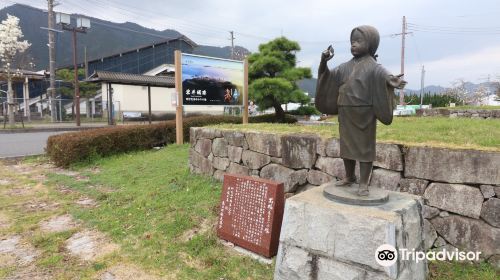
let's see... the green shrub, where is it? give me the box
[249,113,297,123]
[46,114,295,167]
[290,105,320,116]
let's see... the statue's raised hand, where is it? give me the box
[321,45,334,62]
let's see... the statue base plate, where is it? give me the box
[323,183,389,206]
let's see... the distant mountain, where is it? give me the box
[300,78,498,98]
[0,4,249,70]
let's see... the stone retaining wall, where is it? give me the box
[189,127,500,267]
[416,108,500,119]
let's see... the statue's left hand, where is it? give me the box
[388,74,407,89]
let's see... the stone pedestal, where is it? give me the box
[275,184,427,280]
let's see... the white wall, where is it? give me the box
[100,83,224,116]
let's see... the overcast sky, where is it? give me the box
[2,0,500,89]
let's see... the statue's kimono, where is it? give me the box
[315,26,395,162]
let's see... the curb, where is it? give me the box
[0,126,107,134]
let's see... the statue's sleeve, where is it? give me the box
[372,66,395,125]
[315,63,339,115]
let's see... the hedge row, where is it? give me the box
[46,114,297,167]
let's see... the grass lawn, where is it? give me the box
[45,145,274,279]
[435,105,500,110]
[1,144,497,279]
[210,116,500,151]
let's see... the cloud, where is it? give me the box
[402,45,500,88]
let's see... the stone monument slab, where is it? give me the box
[217,174,285,258]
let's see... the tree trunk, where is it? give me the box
[7,74,15,127]
[273,99,285,122]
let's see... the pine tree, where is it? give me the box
[248,37,311,120]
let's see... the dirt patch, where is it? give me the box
[3,265,52,280]
[21,200,60,212]
[5,182,47,197]
[0,179,12,186]
[178,252,207,270]
[75,175,90,182]
[8,164,35,175]
[65,230,118,261]
[179,219,214,242]
[76,197,97,207]
[5,187,32,196]
[51,169,80,177]
[99,264,170,280]
[87,167,101,174]
[0,235,39,266]
[39,215,78,233]
[0,212,10,229]
[30,174,47,182]
[56,185,75,195]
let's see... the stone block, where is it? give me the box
[189,149,214,176]
[212,157,230,171]
[296,184,318,194]
[276,185,425,279]
[281,134,318,169]
[189,127,199,147]
[212,138,228,157]
[274,244,311,280]
[227,145,243,163]
[423,219,437,251]
[480,198,500,228]
[422,205,440,219]
[375,143,403,171]
[424,183,483,218]
[270,157,283,164]
[370,169,402,191]
[325,138,340,158]
[405,147,500,185]
[197,128,222,139]
[245,132,281,157]
[194,139,212,157]
[222,130,247,147]
[431,214,500,258]
[289,169,308,192]
[260,164,306,193]
[317,257,367,280]
[399,178,429,195]
[307,170,334,186]
[433,236,447,248]
[213,170,225,182]
[316,138,327,157]
[315,157,345,178]
[226,162,249,176]
[241,150,271,170]
[480,185,496,198]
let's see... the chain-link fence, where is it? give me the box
[0,96,105,123]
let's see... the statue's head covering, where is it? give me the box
[350,25,380,59]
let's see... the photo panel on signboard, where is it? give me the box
[181,54,244,106]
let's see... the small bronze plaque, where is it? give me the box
[217,174,285,258]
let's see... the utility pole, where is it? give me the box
[47,0,57,122]
[229,31,235,60]
[420,65,425,108]
[57,13,90,127]
[393,16,412,106]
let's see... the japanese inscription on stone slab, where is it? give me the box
[217,174,285,258]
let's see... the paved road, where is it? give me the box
[0,131,70,158]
